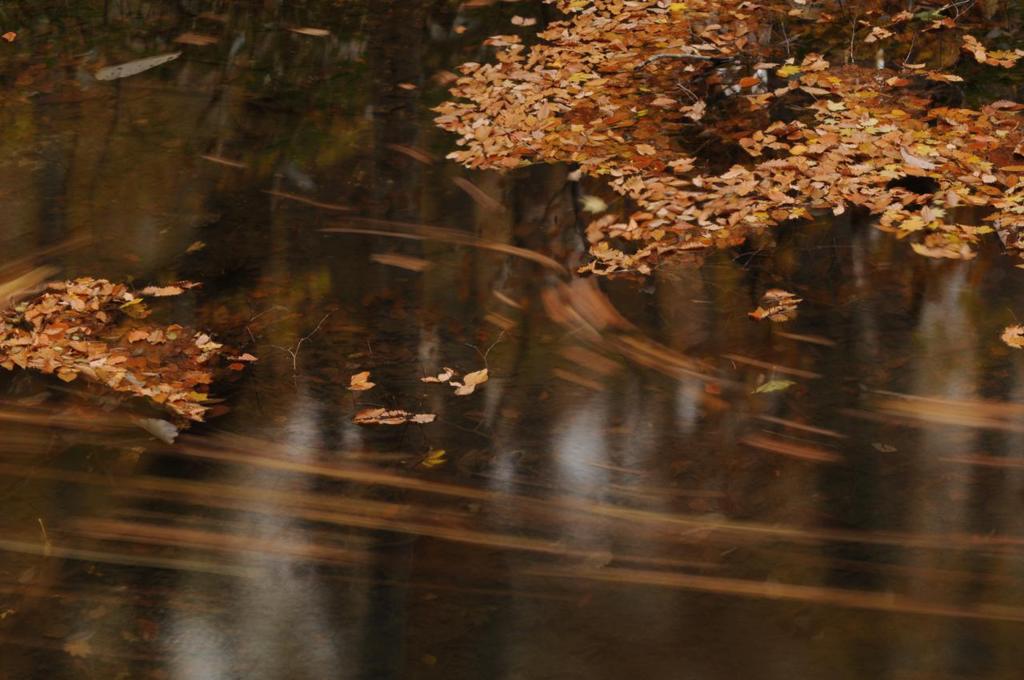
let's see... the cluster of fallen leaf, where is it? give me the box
[436,0,1024,275]
[347,366,489,425]
[0,278,246,422]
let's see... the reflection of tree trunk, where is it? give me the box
[32,113,74,248]
[356,3,435,676]
[365,0,429,222]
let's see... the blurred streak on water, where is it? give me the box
[1,1,1024,679]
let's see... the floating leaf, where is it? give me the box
[354,408,435,425]
[419,449,447,468]
[451,368,489,396]
[1002,325,1024,349]
[749,289,801,322]
[753,379,795,394]
[174,32,219,46]
[580,195,608,214]
[135,418,180,444]
[421,368,455,383]
[95,52,181,81]
[289,27,330,37]
[348,371,376,391]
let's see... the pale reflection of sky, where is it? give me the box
[168,382,349,680]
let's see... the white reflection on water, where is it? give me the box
[167,382,351,680]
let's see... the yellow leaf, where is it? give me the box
[419,449,447,469]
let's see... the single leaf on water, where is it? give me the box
[354,408,435,425]
[95,52,182,81]
[753,379,796,394]
[463,368,489,386]
[421,368,455,383]
[1002,325,1024,349]
[749,289,801,322]
[174,32,219,46]
[451,368,489,396]
[419,449,447,469]
[348,371,376,391]
[140,285,184,297]
[289,27,331,37]
[580,195,608,214]
[135,418,180,444]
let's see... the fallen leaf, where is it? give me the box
[140,285,184,297]
[421,368,455,383]
[2,32,15,43]
[135,418,179,444]
[348,371,376,391]
[229,353,258,362]
[753,379,795,394]
[749,289,801,322]
[174,32,219,46]
[900,146,938,171]
[370,253,433,272]
[451,368,488,396]
[580,195,608,213]
[95,52,181,81]
[419,449,447,468]
[289,27,330,37]
[354,408,435,425]
[1001,325,1024,349]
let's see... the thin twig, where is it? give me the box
[271,313,331,374]
[465,330,507,369]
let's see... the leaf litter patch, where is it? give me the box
[436,0,1024,276]
[0,278,247,423]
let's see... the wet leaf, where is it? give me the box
[229,353,258,362]
[1001,325,1024,349]
[421,368,455,383]
[753,379,796,394]
[451,368,488,396]
[749,290,801,322]
[95,52,181,81]
[419,449,447,469]
[348,371,376,391]
[174,32,219,46]
[135,418,179,444]
[354,408,436,425]
[140,285,185,297]
[289,27,330,37]
[580,195,608,214]
[900,146,938,171]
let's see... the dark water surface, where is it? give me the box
[2,2,1024,679]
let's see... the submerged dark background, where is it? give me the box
[1,1,1024,678]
